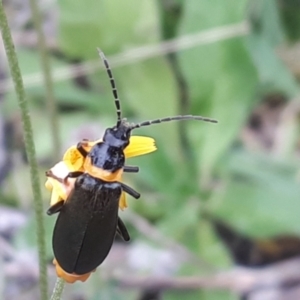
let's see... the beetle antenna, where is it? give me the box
[98,48,122,127]
[130,115,218,130]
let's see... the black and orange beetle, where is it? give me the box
[46,49,217,283]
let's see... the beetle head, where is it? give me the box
[103,119,131,149]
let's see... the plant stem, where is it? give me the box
[50,278,65,300]
[29,0,61,162]
[158,0,197,177]
[0,2,48,299]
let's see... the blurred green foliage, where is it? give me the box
[3,0,300,299]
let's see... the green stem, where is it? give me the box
[29,0,61,162]
[158,0,197,176]
[50,278,65,300]
[0,2,48,300]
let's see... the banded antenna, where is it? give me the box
[130,115,218,130]
[98,49,122,127]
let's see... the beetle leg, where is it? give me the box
[120,182,140,199]
[45,170,64,183]
[123,165,139,173]
[47,200,65,215]
[117,217,130,242]
[77,140,89,157]
[67,171,84,178]
[117,217,130,241]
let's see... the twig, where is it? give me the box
[115,257,300,294]
[0,3,48,300]
[0,21,250,93]
[29,0,61,161]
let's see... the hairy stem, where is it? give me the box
[0,2,48,299]
[50,278,65,300]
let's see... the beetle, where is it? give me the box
[46,49,217,283]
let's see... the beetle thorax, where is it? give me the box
[88,143,125,172]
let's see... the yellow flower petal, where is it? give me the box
[124,136,157,158]
[119,192,127,210]
[49,186,63,206]
[62,139,102,171]
[62,146,85,171]
[62,136,156,172]
[47,136,155,209]
[45,180,53,191]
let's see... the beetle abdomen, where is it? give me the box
[53,175,122,274]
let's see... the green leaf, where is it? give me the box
[115,58,182,160]
[31,111,93,159]
[247,0,298,95]
[196,219,232,268]
[246,34,299,96]
[279,0,300,42]
[212,149,300,236]
[4,49,106,114]
[178,0,258,181]
[58,0,159,59]
[249,0,284,45]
